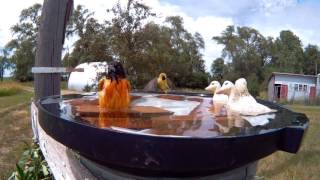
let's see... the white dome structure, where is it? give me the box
[68,62,107,92]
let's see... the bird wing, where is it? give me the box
[234,102,275,116]
[143,78,158,92]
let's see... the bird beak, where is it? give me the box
[205,85,215,92]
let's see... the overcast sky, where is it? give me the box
[1,0,320,75]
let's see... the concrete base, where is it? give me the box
[80,156,257,180]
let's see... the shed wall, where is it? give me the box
[274,75,316,101]
[268,76,275,101]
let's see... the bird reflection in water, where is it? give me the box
[68,93,251,137]
[98,109,130,128]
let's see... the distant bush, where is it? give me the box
[176,72,209,89]
[83,84,95,92]
[0,83,22,97]
[257,91,268,100]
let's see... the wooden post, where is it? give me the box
[34,0,72,101]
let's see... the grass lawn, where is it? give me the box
[0,82,33,179]
[0,80,319,179]
[21,80,68,90]
[257,104,320,180]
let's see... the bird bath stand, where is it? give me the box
[31,92,308,180]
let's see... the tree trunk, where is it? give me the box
[34,0,72,101]
[0,65,3,81]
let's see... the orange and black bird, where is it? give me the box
[98,61,131,109]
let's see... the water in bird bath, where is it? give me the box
[39,92,302,138]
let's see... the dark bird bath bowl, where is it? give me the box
[37,92,309,177]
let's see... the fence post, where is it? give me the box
[34,0,72,101]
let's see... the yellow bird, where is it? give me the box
[157,73,170,93]
[98,61,131,109]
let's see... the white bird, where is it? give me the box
[216,79,276,116]
[234,78,257,104]
[205,81,228,104]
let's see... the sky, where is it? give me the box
[1,0,320,76]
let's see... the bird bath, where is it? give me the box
[37,92,308,177]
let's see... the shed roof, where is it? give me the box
[268,72,317,82]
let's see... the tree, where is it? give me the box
[108,0,156,87]
[163,16,207,88]
[63,5,114,67]
[213,26,269,95]
[303,44,320,75]
[108,1,208,88]
[62,1,208,88]
[66,5,94,38]
[211,58,225,81]
[0,49,10,81]
[64,18,114,67]
[270,30,304,73]
[6,3,42,81]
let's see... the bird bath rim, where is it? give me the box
[36,91,309,177]
[36,91,308,139]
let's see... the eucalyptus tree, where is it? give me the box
[271,30,304,73]
[213,26,270,95]
[0,49,10,81]
[6,3,41,81]
[210,58,225,82]
[303,44,320,75]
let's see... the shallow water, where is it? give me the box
[39,93,304,138]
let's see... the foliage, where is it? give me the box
[64,5,114,67]
[9,142,52,180]
[7,40,35,82]
[7,1,320,92]
[212,26,319,96]
[83,84,94,92]
[211,57,225,82]
[6,4,42,82]
[212,26,270,95]
[62,1,208,88]
[269,30,304,73]
[0,49,11,81]
[303,44,320,75]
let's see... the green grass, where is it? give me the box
[0,82,24,97]
[0,81,33,179]
[21,80,68,90]
[0,103,33,179]
[257,104,320,180]
[0,91,33,109]
[0,88,21,97]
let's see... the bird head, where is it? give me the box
[235,78,250,96]
[215,81,234,95]
[106,61,126,82]
[205,81,221,93]
[158,73,167,81]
